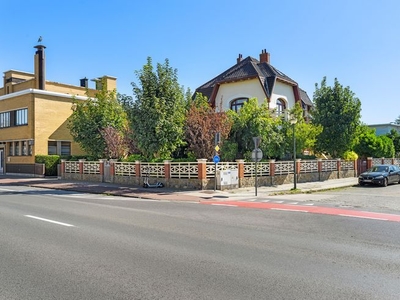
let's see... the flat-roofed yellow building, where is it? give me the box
[0,44,116,175]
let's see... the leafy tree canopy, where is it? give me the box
[130,57,186,160]
[312,77,361,158]
[386,129,400,156]
[353,125,395,158]
[283,103,322,158]
[68,82,129,159]
[228,98,283,159]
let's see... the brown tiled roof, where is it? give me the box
[299,88,313,107]
[195,55,308,106]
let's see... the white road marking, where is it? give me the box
[261,200,270,203]
[338,214,389,221]
[211,204,238,207]
[0,188,17,192]
[24,215,75,227]
[271,208,309,213]
[274,201,284,203]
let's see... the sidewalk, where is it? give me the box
[0,175,358,202]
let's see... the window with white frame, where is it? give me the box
[9,142,14,156]
[22,141,27,156]
[276,99,286,116]
[0,112,11,128]
[15,108,27,126]
[15,141,20,156]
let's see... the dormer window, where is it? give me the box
[230,98,248,112]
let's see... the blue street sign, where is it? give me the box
[213,155,220,163]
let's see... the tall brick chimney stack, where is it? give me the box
[34,44,46,90]
[237,54,243,64]
[259,49,270,64]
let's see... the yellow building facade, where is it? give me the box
[0,44,116,175]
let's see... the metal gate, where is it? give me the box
[357,159,367,175]
[103,161,111,182]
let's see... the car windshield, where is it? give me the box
[370,166,388,172]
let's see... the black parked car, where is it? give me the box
[358,164,400,187]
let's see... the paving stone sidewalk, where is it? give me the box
[0,175,358,202]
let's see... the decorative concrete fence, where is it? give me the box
[61,158,357,190]
[370,157,400,167]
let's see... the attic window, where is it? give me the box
[230,98,248,112]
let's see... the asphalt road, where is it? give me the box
[1,185,400,299]
[247,182,400,213]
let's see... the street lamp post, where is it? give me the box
[290,117,297,190]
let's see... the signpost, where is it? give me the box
[214,134,221,191]
[252,137,262,196]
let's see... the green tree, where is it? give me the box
[283,104,322,158]
[228,98,283,159]
[353,126,395,158]
[130,57,186,160]
[312,77,361,158]
[386,129,400,156]
[68,82,129,159]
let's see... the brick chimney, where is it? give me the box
[237,54,243,64]
[80,77,88,88]
[259,49,270,64]
[34,44,46,90]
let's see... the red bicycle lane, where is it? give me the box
[200,200,400,223]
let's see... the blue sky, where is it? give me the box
[1,0,399,125]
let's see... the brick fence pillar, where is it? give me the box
[60,159,66,178]
[269,160,275,176]
[236,159,244,187]
[296,159,301,175]
[317,159,322,181]
[353,159,358,177]
[78,159,85,175]
[197,159,207,189]
[99,160,105,176]
[336,158,341,178]
[269,160,275,186]
[164,160,171,180]
[367,157,373,169]
[99,160,105,182]
[135,161,141,178]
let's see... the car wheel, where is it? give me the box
[359,182,365,186]
[382,178,388,187]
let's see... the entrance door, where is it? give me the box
[0,149,3,174]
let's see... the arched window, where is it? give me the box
[230,98,248,112]
[276,99,286,116]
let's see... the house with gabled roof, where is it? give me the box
[195,49,312,117]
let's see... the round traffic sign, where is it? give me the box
[251,148,263,162]
[213,155,220,163]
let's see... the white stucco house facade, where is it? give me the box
[195,49,312,117]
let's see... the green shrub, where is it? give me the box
[35,155,60,176]
[123,154,146,162]
[343,150,358,160]
[221,141,238,161]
